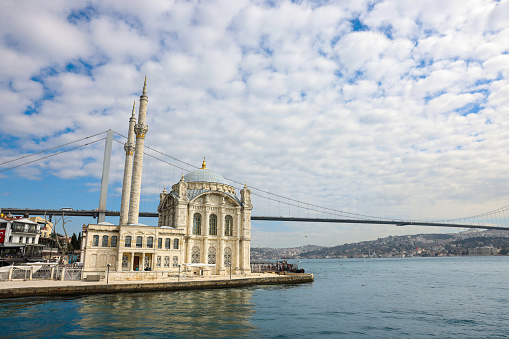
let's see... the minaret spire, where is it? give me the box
[128,77,149,225]
[119,101,137,225]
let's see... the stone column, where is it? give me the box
[218,238,225,274]
[219,208,225,237]
[205,207,210,236]
[128,77,149,225]
[188,205,193,235]
[242,240,251,273]
[117,253,123,272]
[234,240,240,274]
[119,102,136,225]
[235,208,241,237]
[203,238,209,275]
[130,253,134,271]
[186,240,192,264]
[141,253,146,270]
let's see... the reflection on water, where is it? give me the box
[3,258,509,337]
[0,283,306,338]
[72,288,256,337]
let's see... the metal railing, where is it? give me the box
[0,265,82,281]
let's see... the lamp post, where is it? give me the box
[178,264,181,282]
[229,261,232,280]
[106,263,111,284]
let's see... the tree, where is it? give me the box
[71,233,78,251]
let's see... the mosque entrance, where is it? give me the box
[133,256,140,271]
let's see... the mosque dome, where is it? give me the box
[183,159,228,185]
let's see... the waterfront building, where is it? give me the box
[158,160,253,276]
[81,79,252,279]
[468,246,499,256]
[0,215,43,261]
[29,216,53,239]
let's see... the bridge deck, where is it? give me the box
[1,208,507,231]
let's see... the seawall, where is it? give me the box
[0,273,313,299]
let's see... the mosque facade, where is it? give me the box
[81,79,252,279]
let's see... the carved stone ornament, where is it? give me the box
[241,187,251,203]
[124,141,135,155]
[134,123,149,138]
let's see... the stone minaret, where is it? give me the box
[127,77,149,224]
[119,101,137,225]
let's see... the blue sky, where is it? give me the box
[1,0,509,247]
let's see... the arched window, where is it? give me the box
[92,235,99,247]
[165,238,170,249]
[193,213,202,235]
[111,236,118,247]
[224,247,232,266]
[173,238,179,249]
[208,247,216,264]
[125,236,131,247]
[136,236,143,248]
[147,237,153,248]
[225,215,233,236]
[102,235,108,247]
[191,246,200,263]
[158,238,162,249]
[209,214,217,235]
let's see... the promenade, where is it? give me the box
[0,273,314,298]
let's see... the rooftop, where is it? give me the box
[183,159,228,185]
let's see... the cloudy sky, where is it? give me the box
[1,0,509,247]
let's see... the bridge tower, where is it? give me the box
[127,77,149,225]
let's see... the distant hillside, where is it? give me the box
[249,231,509,260]
[297,230,509,259]
[251,245,325,260]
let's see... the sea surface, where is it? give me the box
[2,256,509,338]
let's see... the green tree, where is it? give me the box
[71,233,78,251]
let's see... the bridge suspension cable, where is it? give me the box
[0,136,107,173]
[112,130,393,222]
[112,130,509,228]
[0,131,108,167]
[5,129,509,229]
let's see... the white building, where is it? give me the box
[0,215,42,261]
[81,79,252,279]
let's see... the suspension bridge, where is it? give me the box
[2,130,509,232]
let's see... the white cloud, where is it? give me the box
[1,0,509,246]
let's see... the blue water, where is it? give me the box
[2,256,509,338]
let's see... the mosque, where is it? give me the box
[81,79,252,279]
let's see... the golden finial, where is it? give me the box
[131,100,136,116]
[201,157,207,169]
[142,76,147,94]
